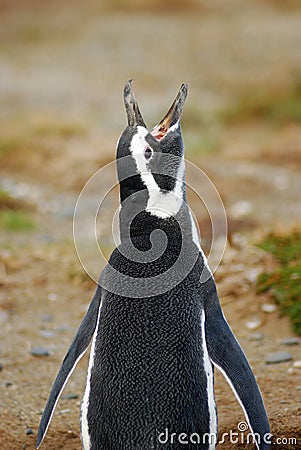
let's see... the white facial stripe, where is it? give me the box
[146,158,185,218]
[130,127,157,190]
[129,126,185,219]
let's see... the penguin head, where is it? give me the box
[117,81,188,220]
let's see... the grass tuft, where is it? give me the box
[34,121,87,139]
[220,78,301,125]
[0,211,36,232]
[257,232,301,335]
[0,189,24,210]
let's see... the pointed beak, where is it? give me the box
[151,83,189,140]
[123,80,146,128]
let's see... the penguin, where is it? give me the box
[37,81,270,450]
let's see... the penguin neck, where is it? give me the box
[118,196,193,247]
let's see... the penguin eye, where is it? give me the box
[144,146,153,161]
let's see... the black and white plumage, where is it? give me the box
[37,81,270,450]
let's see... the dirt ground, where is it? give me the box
[0,1,301,449]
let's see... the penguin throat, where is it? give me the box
[146,187,183,219]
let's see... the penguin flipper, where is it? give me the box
[203,281,270,450]
[36,287,103,449]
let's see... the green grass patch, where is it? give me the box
[0,211,36,232]
[220,78,301,125]
[0,117,88,175]
[34,121,87,139]
[0,137,25,158]
[185,131,221,157]
[257,232,301,334]
[183,109,221,156]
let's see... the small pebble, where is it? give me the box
[245,268,261,284]
[26,428,34,435]
[265,351,292,364]
[31,347,50,357]
[59,408,71,415]
[0,310,9,324]
[41,314,53,323]
[40,330,56,338]
[5,381,12,387]
[293,361,301,369]
[230,200,253,218]
[246,318,262,330]
[47,293,57,302]
[62,393,79,400]
[57,324,70,333]
[280,337,300,346]
[0,362,3,372]
[248,333,264,342]
[39,235,56,244]
[261,303,276,313]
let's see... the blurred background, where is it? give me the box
[0,0,300,448]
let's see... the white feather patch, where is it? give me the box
[210,310,262,450]
[189,210,212,276]
[81,302,102,450]
[201,310,217,449]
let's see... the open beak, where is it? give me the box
[123,80,146,128]
[151,83,189,140]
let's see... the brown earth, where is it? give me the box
[0,1,301,449]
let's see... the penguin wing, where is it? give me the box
[203,280,270,450]
[36,286,103,449]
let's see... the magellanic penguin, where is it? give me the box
[37,81,270,450]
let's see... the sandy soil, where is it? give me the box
[0,1,300,449]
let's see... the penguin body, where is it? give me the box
[37,82,270,450]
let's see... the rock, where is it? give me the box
[62,393,79,400]
[246,318,262,330]
[5,381,12,387]
[31,347,50,357]
[248,332,264,342]
[40,330,56,338]
[41,314,53,323]
[47,293,57,302]
[265,351,292,364]
[261,303,276,313]
[293,361,301,369]
[39,235,56,244]
[57,324,70,333]
[245,268,261,284]
[230,200,253,218]
[0,362,3,372]
[59,408,71,415]
[0,310,9,324]
[26,428,34,435]
[280,337,300,346]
